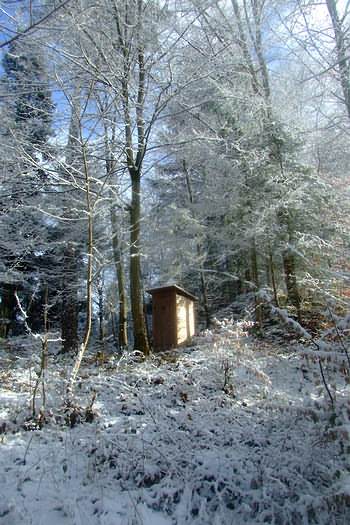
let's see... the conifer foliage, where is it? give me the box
[2,40,53,150]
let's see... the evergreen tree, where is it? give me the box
[2,40,54,152]
[0,39,54,336]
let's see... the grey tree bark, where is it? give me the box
[114,0,150,355]
[60,92,81,354]
[326,0,350,119]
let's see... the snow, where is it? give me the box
[0,320,349,524]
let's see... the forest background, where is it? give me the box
[1,2,350,524]
[0,0,349,359]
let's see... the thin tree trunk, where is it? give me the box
[231,0,260,95]
[326,0,350,119]
[97,278,104,344]
[197,244,211,328]
[183,160,211,328]
[110,308,118,350]
[268,246,280,308]
[251,239,263,330]
[110,205,128,348]
[98,95,129,350]
[282,248,301,323]
[277,207,301,322]
[67,140,94,397]
[31,284,49,416]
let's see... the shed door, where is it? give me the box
[153,292,176,350]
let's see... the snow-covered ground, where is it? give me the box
[0,320,349,525]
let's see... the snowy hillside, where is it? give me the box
[0,320,349,525]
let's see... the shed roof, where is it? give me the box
[146,284,198,301]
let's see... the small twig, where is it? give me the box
[0,0,72,49]
[317,356,334,407]
[327,305,350,371]
[15,290,55,417]
[23,434,34,465]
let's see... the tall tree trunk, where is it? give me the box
[183,159,211,327]
[326,0,350,120]
[197,245,211,329]
[129,170,150,355]
[97,277,104,344]
[67,140,94,396]
[282,248,301,323]
[99,92,129,350]
[268,246,280,308]
[114,0,150,355]
[0,283,17,337]
[110,308,118,349]
[225,254,241,302]
[251,238,263,330]
[278,209,302,323]
[60,89,80,353]
[110,205,128,348]
[61,243,79,353]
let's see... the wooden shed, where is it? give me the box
[147,285,197,351]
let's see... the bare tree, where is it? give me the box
[325,0,350,119]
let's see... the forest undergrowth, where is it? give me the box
[0,316,349,525]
